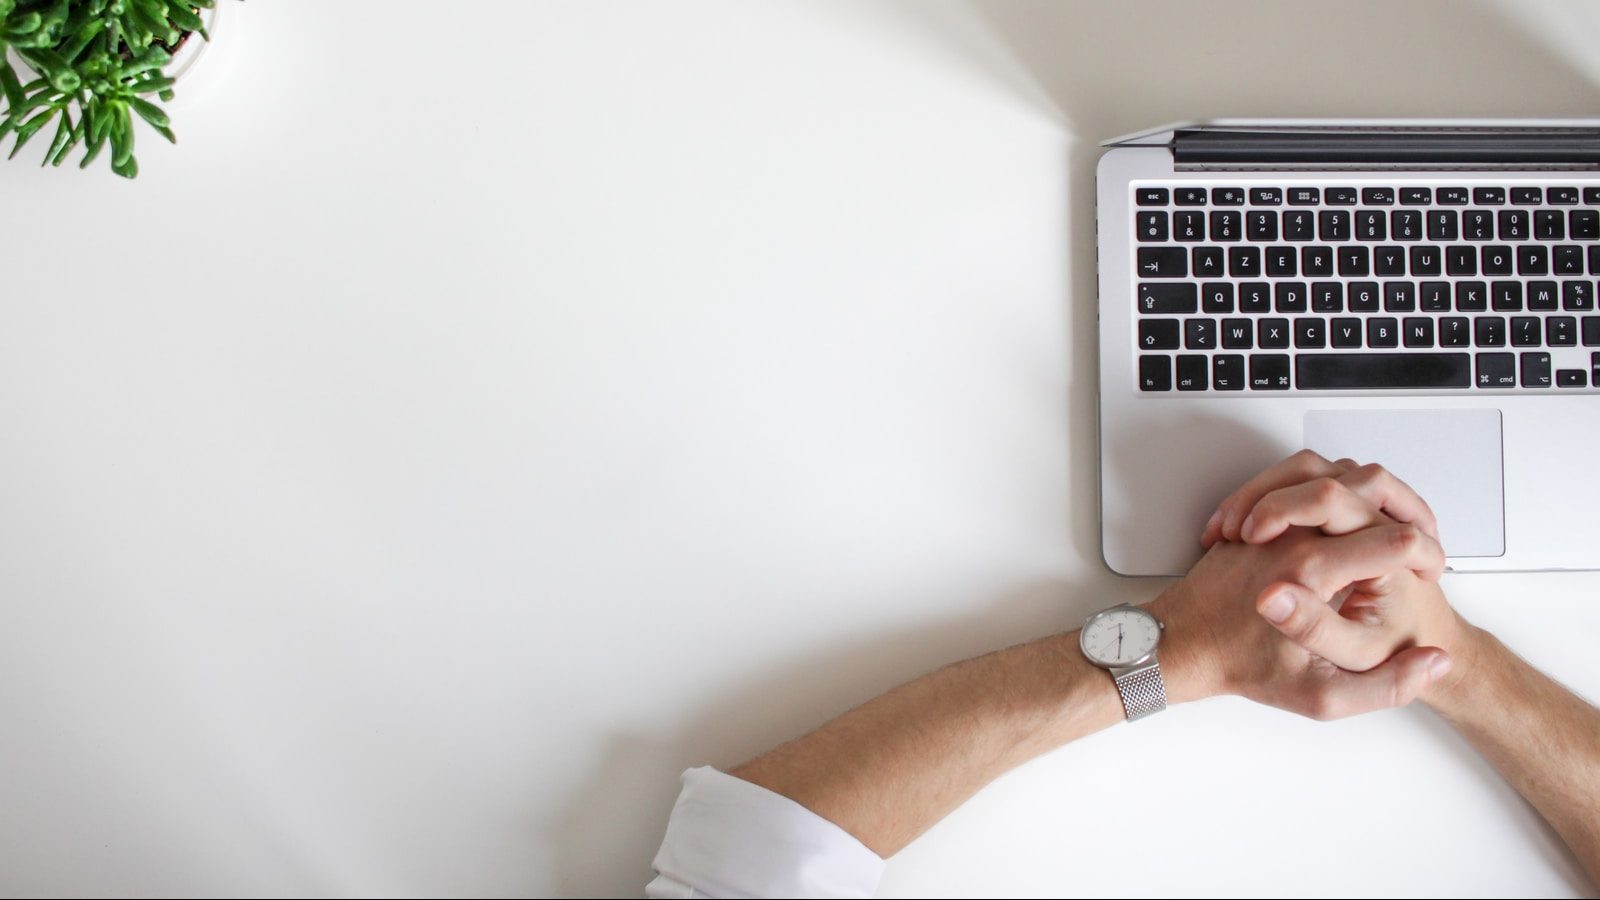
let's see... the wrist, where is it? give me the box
[1421,619,1494,714]
[1142,588,1224,704]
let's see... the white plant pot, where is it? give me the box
[6,2,220,86]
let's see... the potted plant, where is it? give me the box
[0,0,223,178]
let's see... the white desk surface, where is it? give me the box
[5,1,1600,896]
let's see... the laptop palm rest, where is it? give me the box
[1304,408,1505,558]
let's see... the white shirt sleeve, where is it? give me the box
[646,766,886,899]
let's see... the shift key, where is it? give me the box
[1138,283,1199,314]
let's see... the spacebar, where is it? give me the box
[1296,353,1472,389]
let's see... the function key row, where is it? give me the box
[1136,186,1600,207]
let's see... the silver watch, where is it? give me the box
[1080,604,1168,721]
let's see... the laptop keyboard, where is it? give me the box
[1132,183,1600,393]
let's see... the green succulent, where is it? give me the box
[0,0,217,178]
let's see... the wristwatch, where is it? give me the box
[1080,603,1168,721]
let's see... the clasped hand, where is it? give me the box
[1150,450,1472,719]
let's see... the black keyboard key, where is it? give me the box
[1137,246,1187,278]
[1511,187,1542,205]
[1463,209,1494,240]
[1209,187,1243,206]
[1420,281,1450,312]
[1548,187,1579,204]
[1512,316,1540,347]
[1361,187,1395,206]
[1558,368,1588,387]
[1176,354,1208,391]
[1475,315,1506,347]
[1228,246,1262,277]
[1528,281,1559,311]
[1390,210,1423,241]
[1427,210,1458,240]
[1246,210,1278,241]
[1186,318,1217,350]
[1482,245,1513,276]
[1446,246,1478,276]
[1440,316,1471,347]
[1585,316,1600,346]
[1295,317,1326,348]
[1202,282,1235,313]
[1594,351,1600,385]
[1320,210,1351,241]
[1492,281,1523,311]
[1249,187,1283,206]
[1174,211,1205,241]
[1586,187,1600,205]
[1348,281,1380,313]
[1258,317,1291,348]
[1556,245,1585,274]
[1367,316,1400,348]
[1298,352,1471,389]
[1250,354,1292,390]
[1521,351,1553,388]
[1498,209,1529,240]
[1192,246,1225,278]
[1137,211,1168,242]
[1330,317,1363,347]
[1140,318,1180,349]
[1282,210,1314,240]
[1403,316,1434,348]
[1312,281,1344,312]
[1548,316,1577,346]
[1287,187,1320,206]
[1535,210,1565,240]
[1212,354,1245,390]
[1384,281,1416,312]
[1473,187,1506,205]
[1519,245,1549,275]
[1266,246,1297,276]
[1356,210,1386,241]
[1338,246,1370,276]
[1590,245,1600,275]
[1221,318,1254,349]
[1400,187,1432,205]
[1564,280,1595,311]
[1174,187,1207,206]
[1437,187,1470,205]
[1410,245,1441,275]
[1137,188,1170,206]
[1325,187,1358,205]
[1239,282,1271,313]
[1302,246,1334,277]
[1476,352,1515,388]
[1572,209,1600,240]
[1138,283,1198,314]
[1211,210,1242,241]
[1373,246,1406,276]
[1275,282,1308,313]
[1456,281,1488,311]
[1140,355,1172,391]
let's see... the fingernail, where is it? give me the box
[1204,509,1222,533]
[1428,654,1453,682]
[1240,513,1256,540]
[1260,589,1295,623]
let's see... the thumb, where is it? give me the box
[1303,647,1453,721]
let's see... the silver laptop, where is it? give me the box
[1097,120,1600,575]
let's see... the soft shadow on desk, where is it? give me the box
[550,578,1144,897]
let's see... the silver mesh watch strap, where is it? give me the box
[1113,665,1168,721]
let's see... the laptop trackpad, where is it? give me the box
[1304,409,1504,558]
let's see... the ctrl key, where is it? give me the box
[1140,355,1172,391]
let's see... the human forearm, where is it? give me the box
[1426,627,1600,885]
[731,620,1210,858]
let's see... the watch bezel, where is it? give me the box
[1079,604,1163,669]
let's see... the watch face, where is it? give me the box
[1081,607,1160,667]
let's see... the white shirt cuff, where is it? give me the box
[647,766,886,899]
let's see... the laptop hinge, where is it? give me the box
[1172,128,1600,170]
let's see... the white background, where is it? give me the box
[4,1,1600,896]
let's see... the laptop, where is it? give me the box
[1096,120,1600,575]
